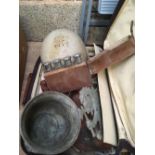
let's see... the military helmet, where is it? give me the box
[41,29,87,64]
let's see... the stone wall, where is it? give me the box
[20,0,108,45]
[20,1,82,41]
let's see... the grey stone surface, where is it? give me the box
[20,2,45,41]
[19,1,82,41]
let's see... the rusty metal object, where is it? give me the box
[41,36,134,93]
[43,62,92,92]
[87,36,135,74]
[20,91,81,155]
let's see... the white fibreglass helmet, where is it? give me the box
[41,29,87,64]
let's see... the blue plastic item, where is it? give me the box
[98,0,119,14]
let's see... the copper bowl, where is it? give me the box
[20,91,81,155]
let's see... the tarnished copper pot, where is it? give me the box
[20,91,81,155]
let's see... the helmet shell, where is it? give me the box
[41,29,87,63]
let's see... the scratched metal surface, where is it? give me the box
[21,92,81,155]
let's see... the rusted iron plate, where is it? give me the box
[87,36,135,74]
[43,62,92,93]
